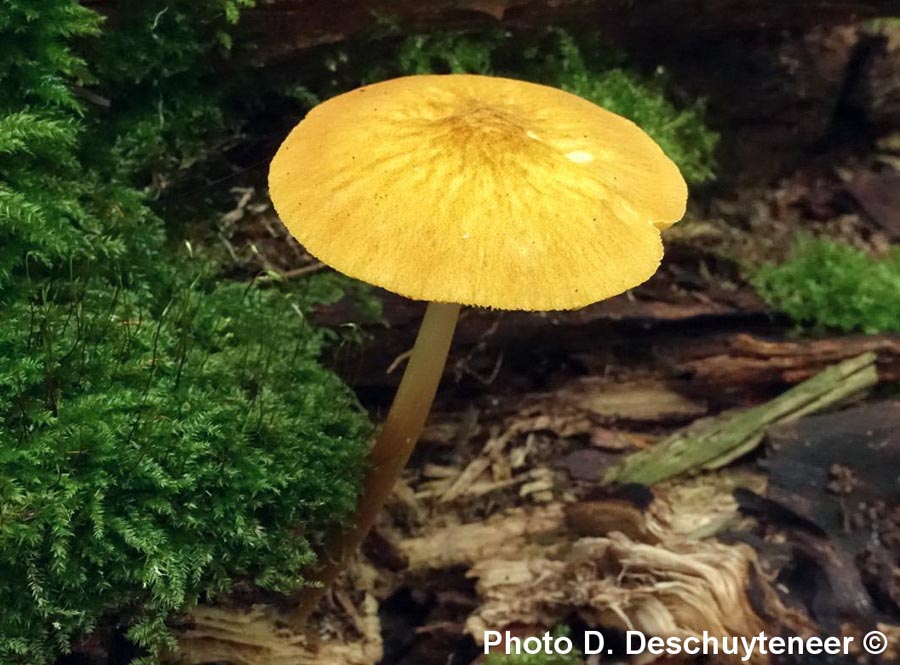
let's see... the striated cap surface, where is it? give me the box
[269,74,687,310]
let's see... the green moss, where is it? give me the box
[867,17,900,29]
[80,0,257,186]
[0,2,370,662]
[0,280,369,663]
[751,238,900,334]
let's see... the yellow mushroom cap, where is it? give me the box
[269,74,687,311]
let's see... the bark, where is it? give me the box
[676,333,900,389]
[83,0,900,61]
[318,283,772,395]
[326,287,898,401]
[738,401,900,633]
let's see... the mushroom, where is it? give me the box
[268,74,687,622]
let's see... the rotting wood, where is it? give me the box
[603,352,879,487]
[676,333,900,389]
[567,470,766,543]
[169,562,382,665]
[466,533,808,663]
[318,287,769,391]
[168,601,381,665]
[432,411,596,503]
[400,468,762,572]
[565,378,707,424]
[439,426,518,503]
[399,504,567,571]
[397,471,803,663]
[431,475,805,661]
[84,0,900,63]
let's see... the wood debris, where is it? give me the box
[169,599,381,665]
[678,333,900,389]
[398,504,567,572]
[466,533,795,664]
[169,563,382,665]
[565,379,707,425]
[395,467,800,662]
[436,417,567,502]
[603,353,878,486]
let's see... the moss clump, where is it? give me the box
[752,238,900,334]
[0,281,368,663]
[80,0,257,187]
[0,2,369,662]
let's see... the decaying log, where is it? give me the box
[84,0,900,62]
[421,379,708,503]
[556,378,708,426]
[327,289,897,397]
[567,470,765,543]
[604,353,879,486]
[677,333,900,389]
[319,289,772,397]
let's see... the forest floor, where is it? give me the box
[166,127,900,665]
[155,16,900,660]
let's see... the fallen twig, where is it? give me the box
[602,352,878,486]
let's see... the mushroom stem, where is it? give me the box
[291,301,461,625]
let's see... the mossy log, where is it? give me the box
[84,0,900,61]
[603,352,879,486]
